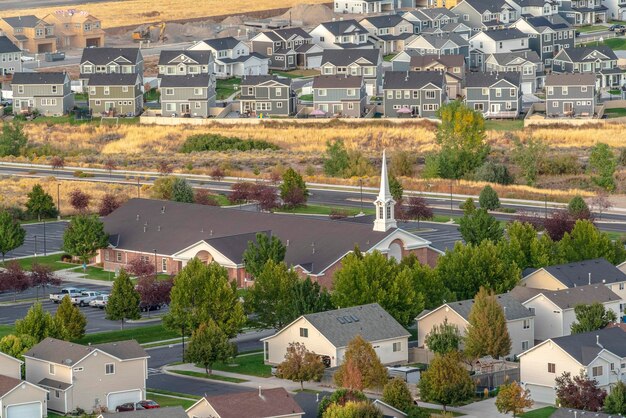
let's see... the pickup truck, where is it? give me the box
[89,294,109,309]
[71,291,101,307]
[50,288,83,303]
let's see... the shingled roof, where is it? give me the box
[0,375,22,398]
[382,70,445,90]
[158,50,212,66]
[2,15,45,28]
[312,74,363,89]
[201,388,303,418]
[465,71,520,87]
[12,72,67,85]
[80,47,142,65]
[159,74,212,88]
[524,258,626,286]
[546,327,626,365]
[321,48,380,67]
[86,73,139,86]
[195,36,241,50]
[100,407,188,418]
[511,285,621,309]
[24,338,148,366]
[0,36,20,54]
[240,75,291,87]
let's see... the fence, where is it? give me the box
[472,367,520,389]
[408,347,436,365]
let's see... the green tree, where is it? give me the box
[604,381,626,415]
[332,250,423,326]
[558,220,626,265]
[25,184,57,220]
[461,198,476,215]
[164,258,245,338]
[479,186,500,211]
[105,269,141,330]
[334,335,388,391]
[242,232,286,279]
[14,302,55,342]
[323,401,382,418]
[0,121,27,157]
[0,210,26,262]
[418,351,474,412]
[570,302,617,334]
[382,378,413,413]
[151,176,177,200]
[459,208,504,245]
[185,320,234,375]
[495,382,533,417]
[474,161,513,185]
[434,101,490,179]
[403,258,453,309]
[290,276,334,317]
[512,137,546,186]
[389,175,403,202]
[0,334,37,361]
[54,295,87,340]
[567,196,590,219]
[390,150,415,177]
[424,319,462,355]
[171,178,195,203]
[62,214,109,267]
[464,287,512,359]
[323,139,350,177]
[276,342,325,390]
[504,221,542,271]
[280,168,309,207]
[588,143,617,191]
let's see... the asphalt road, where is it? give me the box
[5,221,67,259]
[0,0,113,10]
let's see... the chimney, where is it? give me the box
[596,335,603,349]
[286,239,290,246]
[258,386,263,397]
[161,205,166,213]
[157,225,161,231]
[143,226,147,232]
[136,214,140,221]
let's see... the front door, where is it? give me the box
[181,103,191,114]
[490,103,500,114]
[105,101,115,111]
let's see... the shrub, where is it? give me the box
[539,154,581,175]
[473,161,513,185]
[180,134,279,153]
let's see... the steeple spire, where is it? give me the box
[378,149,392,201]
[373,150,397,232]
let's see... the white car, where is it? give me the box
[20,56,34,62]
[89,294,109,309]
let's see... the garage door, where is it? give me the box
[307,55,323,69]
[526,384,555,405]
[7,402,42,418]
[521,81,533,95]
[107,389,142,410]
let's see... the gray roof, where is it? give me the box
[488,50,541,65]
[410,54,465,68]
[159,74,211,88]
[417,33,468,48]
[299,303,410,348]
[100,407,188,418]
[197,37,240,50]
[511,284,621,309]
[528,258,626,286]
[361,14,406,28]
[0,36,20,54]
[525,15,571,31]
[38,378,72,391]
[413,7,457,20]
[25,338,148,365]
[465,71,520,87]
[158,50,212,66]
[545,72,596,86]
[321,48,380,67]
[240,75,291,87]
[382,70,445,90]
[479,28,527,41]
[12,72,67,85]
[103,199,412,275]
[2,15,45,28]
[549,327,626,365]
[559,46,617,62]
[204,387,303,418]
[313,74,363,89]
[462,0,510,13]
[80,47,142,65]
[319,19,367,36]
[269,27,311,41]
[429,293,534,322]
[86,73,139,86]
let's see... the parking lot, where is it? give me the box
[5,221,67,259]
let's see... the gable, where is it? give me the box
[492,78,516,88]
[171,240,240,267]
[521,269,568,290]
[251,32,274,43]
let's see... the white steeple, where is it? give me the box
[373,150,397,232]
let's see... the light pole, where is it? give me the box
[34,235,38,257]
[137,178,141,198]
[358,178,363,214]
[57,183,61,220]
[449,181,453,211]
[544,194,548,219]
[43,219,47,256]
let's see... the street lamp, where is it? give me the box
[33,235,38,257]
[358,178,363,214]
[43,219,47,256]
[544,194,548,219]
[57,183,61,220]
[137,178,141,198]
[449,180,453,211]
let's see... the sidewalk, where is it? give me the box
[55,268,114,287]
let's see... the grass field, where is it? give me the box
[600,37,626,49]
[277,204,374,216]
[577,25,608,32]
[76,324,180,345]
[171,370,248,383]
[211,353,272,377]
[605,108,626,117]
[521,406,557,418]
[143,393,197,409]
[0,325,15,338]
[272,69,320,78]
[216,78,241,100]
[1,254,74,272]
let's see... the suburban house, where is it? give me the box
[519,327,626,404]
[382,70,446,118]
[12,72,74,116]
[509,0,560,17]
[544,73,596,117]
[0,15,56,53]
[509,15,574,66]
[402,8,459,34]
[87,73,143,116]
[373,400,408,418]
[24,338,149,414]
[421,21,473,39]
[99,154,442,288]
[319,49,382,95]
[468,28,529,69]
[0,36,21,89]
[405,33,470,63]
[159,74,216,117]
[0,375,49,418]
[333,0,395,14]
[79,47,143,90]
[510,285,623,341]
[188,37,269,78]
[262,303,410,367]
[359,14,415,54]
[239,75,296,116]
[464,71,522,118]
[0,352,22,379]
[309,19,373,50]
[99,407,187,418]
[250,28,319,71]
[484,51,543,94]
[571,0,607,24]
[619,261,626,275]
[186,388,304,418]
[312,74,367,117]
[451,0,519,30]
[521,258,626,301]
[391,53,464,98]
[552,46,624,89]
[416,293,535,357]
[42,10,104,49]
[157,50,212,76]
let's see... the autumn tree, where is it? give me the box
[14,302,55,343]
[30,263,61,300]
[1,261,31,302]
[194,189,219,206]
[334,335,388,391]
[251,184,279,212]
[0,209,26,262]
[229,182,255,204]
[424,319,462,355]
[62,214,109,267]
[136,276,173,317]
[156,160,173,175]
[104,158,117,176]
[210,167,225,181]
[555,372,606,412]
[318,389,368,417]
[54,295,87,340]
[592,192,612,220]
[418,351,474,412]
[495,382,533,417]
[98,194,122,216]
[464,287,511,360]
[382,378,413,413]
[459,208,503,245]
[276,342,325,390]
[25,184,57,220]
[242,233,286,279]
[570,302,617,334]
[543,210,575,241]
[404,196,433,229]
[105,269,141,330]
[604,381,626,415]
[50,156,65,170]
[69,189,91,212]
[280,168,308,208]
[151,176,177,200]
[323,401,382,418]
[185,320,234,375]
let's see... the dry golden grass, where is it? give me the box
[0,0,328,29]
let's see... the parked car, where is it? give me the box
[50,287,83,303]
[71,291,100,307]
[137,400,160,409]
[139,302,164,312]
[116,402,145,412]
[609,24,625,31]
[89,294,109,309]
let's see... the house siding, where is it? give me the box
[545,83,594,116]
[239,83,295,116]
[160,86,216,118]
[313,85,367,117]
[88,83,143,116]
[0,384,48,418]
[25,357,72,413]
[13,79,73,116]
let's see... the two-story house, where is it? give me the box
[333,0,396,14]
[571,0,607,24]
[239,75,296,116]
[405,33,470,63]
[309,19,374,50]
[79,47,143,90]
[382,71,446,118]
[0,351,49,418]
[87,73,143,116]
[421,21,473,39]
[508,0,560,17]
[552,46,624,89]
[402,7,459,34]
[0,15,56,53]
[544,72,596,117]
[605,0,626,21]
[464,71,522,118]
[0,36,21,89]
[484,51,543,93]
[359,14,415,54]
[24,338,149,414]
[158,50,212,76]
[509,15,574,67]
[519,327,626,404]
[320,49,382,95]
[42,10,104,49]
[159,75,215,117]
[451,0,519,31]
[312,74,366,117]
[188,37,269,78]
[12,72,73,116]
[250,27,323,71]
[391,53,465,97]
[469,28,530,69]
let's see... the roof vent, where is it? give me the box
[286,239,290,246]
[596,335,603,349]
[143,226,147,232]
[157,225,161,232]
[136,214,140,221]
[161,206,166,213]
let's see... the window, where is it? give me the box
[95,100,101,106]
[116,252,122,262]
[510,88,515,96]
[277,102,283,108]
[266,47,273,55]
[104,87,110,95]
[105,250,110,261]
[548,363,556,373]
[386,91,393,99]
[194,88,203,96]
[55,390,60,398]
[162,258,167,272]
[51,85,58,94]
[386,205,391,219]
[523,319,530,329]
[347,102,354,110]
[521,341,529,351]
[404,91,410,99]
[620,283,625,290]
[165,88,174,95]
[347,89,356,97]
[592,366,603,377]
[275,87,282,96]
[41,99,57,106]
[299,327,308,338]
[165,103,175,111]
[425,90,436,99]
[17,85,23,94]
[393,342,402,352]
[463,14,469,21]
[547,86,553,95]
[552,101,558,108]
[49,364,55,375]
[105,363,115,375]
[474,103,484,111]
[482,88,488,96]
[506,102,512,110]
[611,363,615,371]
[122,86,128,92]
[264,342,269,360]
[317,89,326,97]
[581,86,587,92]
[495,88,502,97]
[562,86,568,95]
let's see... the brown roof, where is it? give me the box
[410,54,465,69]
[24,338,148,366]
[545,73,595,86]
[204,387,304,418]
[0,374,22,398]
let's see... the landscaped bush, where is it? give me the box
[539,154,582,175]
[179,134,279,153]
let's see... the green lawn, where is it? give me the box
[608,89,622,95]
[277,204,374,216]
[484,119,525,131]
[521,406,557,418]
[76,324,180,345]
[144,89,161,102]
[577,24,608,32]
[70,266,117,281]
[147,389,201,399]
[48,413,66,418]
[1,254,75,272]
[598,37,626,50]
[211,353,272,377]
[0,325,15,338]
[299,94,313,101]
[171,370,248,383]
[422,407,465,417]
[272,69,320,78]
[74,92,88,100]
[144,393,198,409]
[383,53,397,62]
[605,108,626,118]
[216,77,241,100]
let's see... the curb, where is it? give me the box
[162,368,249,387]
